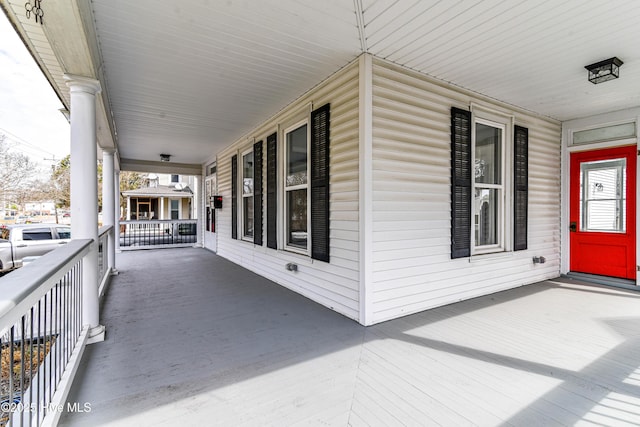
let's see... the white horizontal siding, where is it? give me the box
[215,61,360,321]
[370,58,562,324]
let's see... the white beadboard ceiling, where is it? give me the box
[7,0,640,167]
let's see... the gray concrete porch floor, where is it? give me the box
[59,248,640,426]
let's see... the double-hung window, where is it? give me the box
[242,149,254,240]
[170,199,179,220]
[473,119,505,252]
[451,106,528,258]
[284,122,309,252]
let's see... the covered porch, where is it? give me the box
[1,2,639,426]
[60,248,640,426]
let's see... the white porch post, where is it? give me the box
[160,197,164,220]
[64,74,105,343]
[115,170,121,252]
[102,150,117,272]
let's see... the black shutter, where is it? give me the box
[231,154,238,240]
[311,104,330,262]
[266,132,278,249]
[514,125,529,251]
[451,107,472,259]
[253,140,263,246]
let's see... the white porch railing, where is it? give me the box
[0,217,185,426]
[0,240,92,427]
[119,219,198,250]
[97,226,112,297]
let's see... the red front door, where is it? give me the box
[570,145,636,280]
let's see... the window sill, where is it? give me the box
[283,245,309,257]
[469,251,514,263]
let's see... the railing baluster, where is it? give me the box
[20,317,25,427]
[54,284,58,391]
[29,307,34,427]
[9,327,14,427]
[37,299,41,424]
[65,274,69,365]
[43,292,48,415]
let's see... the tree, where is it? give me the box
[50,154,146,216]
[119,171,146,215]
[0,134,39,212]
[51,154,71,209]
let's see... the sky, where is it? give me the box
[0,11,70,168]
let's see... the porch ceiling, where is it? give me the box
[4,0,640,167]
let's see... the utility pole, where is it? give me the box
[44,156,59,223]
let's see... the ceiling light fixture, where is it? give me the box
[585,57,623,84]
[160,154,171,162]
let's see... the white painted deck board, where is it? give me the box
[59,248,640,426]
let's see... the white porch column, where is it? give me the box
[102,150,117,273]
[115,170,121,252]
[126,197,131,220]
[64,74,105,343]
[159,197,164,220]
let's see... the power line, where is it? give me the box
[0,126,59,159]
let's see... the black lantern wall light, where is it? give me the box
[585,57,623,84]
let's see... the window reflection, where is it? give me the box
[287,189,307,249]
[287,125,307,186]
[475,188,498,246]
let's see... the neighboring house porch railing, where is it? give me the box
[119,219,198,250]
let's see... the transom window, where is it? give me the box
[284,122,308,252]
[473,119,505,252]
[242,150,254,239]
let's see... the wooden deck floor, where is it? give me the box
[59,248,640,426]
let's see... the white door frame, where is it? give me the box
[560,108,640,282]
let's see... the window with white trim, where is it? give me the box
[450,106,528,259]
[284,122,309,252]
[170,199,179,220]
[473,119,506,252]
[242,149,254,240]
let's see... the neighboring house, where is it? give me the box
[25,201,56,215]
[122,174,194,220]
[0,208,17,220]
